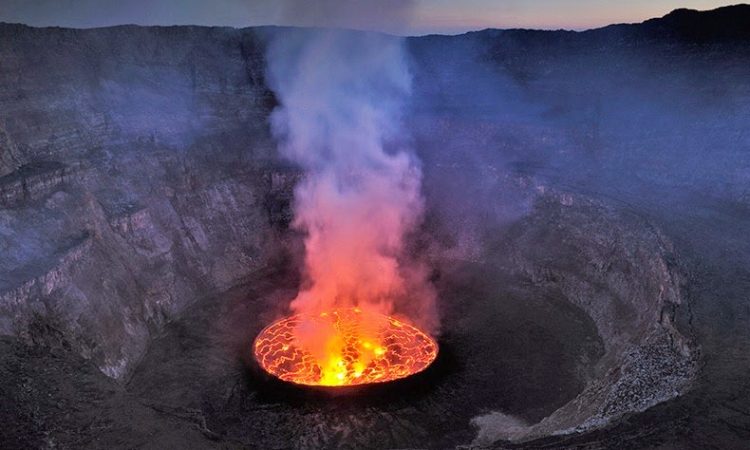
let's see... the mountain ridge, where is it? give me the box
[1,4,749,40]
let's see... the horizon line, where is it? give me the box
[1,4,746,38]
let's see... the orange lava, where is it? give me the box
[253,308,438,386]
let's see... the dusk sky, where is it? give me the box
[0,0,740,34]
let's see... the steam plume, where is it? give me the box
[274,0,415,34]
[266,23,437,332]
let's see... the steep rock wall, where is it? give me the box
[0,24,288,380]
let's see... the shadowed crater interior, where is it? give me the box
[123,190,696,448]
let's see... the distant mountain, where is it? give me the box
[439,4,750,47]
[638,4,750,40]
[569,3,750,44]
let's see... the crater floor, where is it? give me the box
[2,192,702,449]
[125,259,604,449]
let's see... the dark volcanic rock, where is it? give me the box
[0,161,84,207]
[0,24,285,380]
[0,335,222,449]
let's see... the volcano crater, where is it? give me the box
[121,189,696,448]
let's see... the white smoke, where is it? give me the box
[273,0,415,34]
[265,17,437,332]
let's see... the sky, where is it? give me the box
[0,0,740,35]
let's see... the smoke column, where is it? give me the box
[265,11,437,334]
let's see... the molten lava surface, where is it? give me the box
[253,309,438,386]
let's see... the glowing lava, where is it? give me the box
[253,308,438,386]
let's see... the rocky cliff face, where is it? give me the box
[0,24,291,380]
[0,24,274,175]
[468,190,696,443]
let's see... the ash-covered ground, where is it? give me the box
[2,5,750,449]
